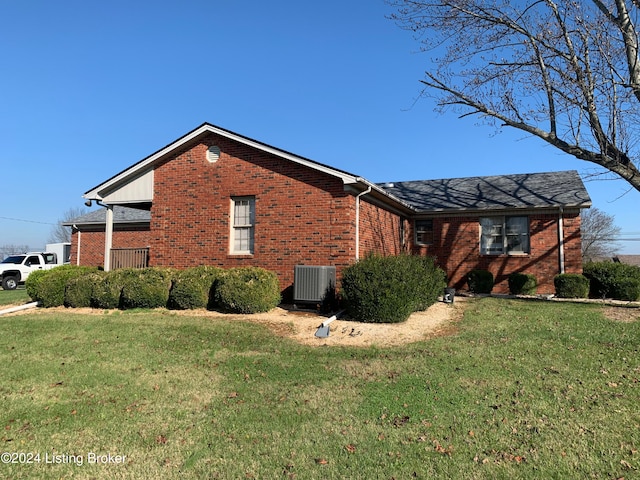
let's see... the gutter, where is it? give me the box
[354,176,416,213]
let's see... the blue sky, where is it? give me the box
[1,0,638,253]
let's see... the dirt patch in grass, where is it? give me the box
[601,305,640,323]
[6,299,467,348]
[241,299,466,347]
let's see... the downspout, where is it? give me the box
[355,186,372,260]
[74,226,81,266]
[558,207,565,274]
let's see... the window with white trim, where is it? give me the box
[480,216,529,255]
[231,197,255,254]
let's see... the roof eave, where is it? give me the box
[413,201,592,216]
[352,177,417,214]
[63,220,151,228]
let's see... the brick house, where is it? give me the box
[67,122,591,296]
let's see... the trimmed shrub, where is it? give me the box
[168,266,224,310]
[91,269,141,309]
[583,261,640,300]
[467,269,494,294]
[215,267,281,314]
[120,268,174,309]
[612,278,640,302]
[341,254,446,324]
[64,272,107,308]
[414,256,448,311]
[554,273,589,298]
[25,270,49,302]
[508,272,538,295]
[26,265,98,307]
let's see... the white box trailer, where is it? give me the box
[45,243,71,264]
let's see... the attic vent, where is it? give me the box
[294,265,336,304]
[207,145,221,163]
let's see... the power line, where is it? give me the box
[0,215,57,226]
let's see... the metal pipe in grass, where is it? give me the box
[315,310,345,338]
[0,301,40,316]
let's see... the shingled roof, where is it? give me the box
[379,170,591,212]
[64,206,150,226]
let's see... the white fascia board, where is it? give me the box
[353,176,417,213]
[84,124,359,201]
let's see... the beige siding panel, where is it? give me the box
[102,169,154,203]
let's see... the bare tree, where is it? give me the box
[389,0,640,192]
[48,207,88,244]
[0,245,31,259]
[581,207,621,261]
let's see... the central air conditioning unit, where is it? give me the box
[293,265,336,305]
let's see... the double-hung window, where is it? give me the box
[480,216,529,255]
[231,197,255,254]
[415,219,434,246]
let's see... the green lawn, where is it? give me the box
[0,298,638,479]
[0,288,30,306]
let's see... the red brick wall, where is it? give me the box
[148,133,359,294]
[359,200,409,257]
[69,131,584,298]
[411,211,582,294]
[70,227,151,267]
[562,211,583,274]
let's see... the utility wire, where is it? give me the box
[0,215,57,226]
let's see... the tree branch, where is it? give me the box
[421,73,640,189]
[391,0,640,192]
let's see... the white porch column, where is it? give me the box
[104,205,114,272]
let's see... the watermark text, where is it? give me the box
[1,452,127,467]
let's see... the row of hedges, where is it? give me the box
[341,254,446,323]
[583,262,640,301]
[27,260,637,324]
[26,265,99,308]
[467,270,538,295]
[26,266,281,314]
[465,262,640,301]
[27,255,446,324]
[554,263,640,301]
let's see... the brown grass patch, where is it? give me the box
[601,305,640,323]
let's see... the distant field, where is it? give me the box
[0,298,638,479]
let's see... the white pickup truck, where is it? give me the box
[0,252,63,290]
